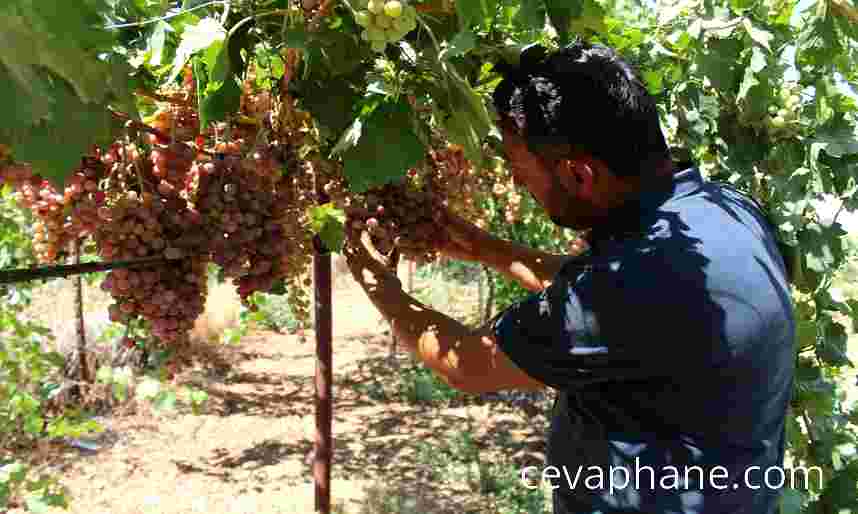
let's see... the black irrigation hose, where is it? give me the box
[0,256,178,285]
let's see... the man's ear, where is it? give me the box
[557,159,595,199]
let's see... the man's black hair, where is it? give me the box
[492,40,671,178]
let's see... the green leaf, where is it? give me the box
[297,80,359,138]
[812,118,858,158]
[334,100,425,193]
[309,203,346,253]
[697,38,743,93]
[307,28,364,77]
[0,1,117,107]
[443,31,478,59]
[25,495,51,514]
[148,21,173,67]
[442,67,493,165]
[780,488,806,514]
[846,300,858,333]
[168,17,226,84]
[742,19,773,52]
[514,0,546,32]
[816,322,851,367]
[737,47,767,101]
[545,0,583,42]
[135,377,161,401]
[2,78,118,186]
[204,40,228,83]
[96,365,113,384]
[568,0,607,35]
[456,0,500,31]
[200,76,242,129]
[284,27,309,49]
[729,0,754,11]
[153,391,178,411]
[642,69,664,94]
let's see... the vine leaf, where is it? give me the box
[514,0,547,32]
[543,0,608,42]
[147,21,173,67]
[443,31,478,59]
[200,76,242,129]
[0,68,120,188]
[697,38,743,94]
[440,66,493,166]
[168,17,226,84]
[456,0,499,31]
[0,1,116,109]
[333,100,425,193]
[737,47,767,102]
[811,118,858,158]
[296,80,360,140]
[309,203,346,253]
[742,19,773,52]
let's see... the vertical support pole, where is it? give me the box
[313,179,333,514]
[74,240,90,386]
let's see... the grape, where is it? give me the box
[355,11,371,26]
[367,0,384,14]
[384,0,403,17]
[376,14,392,28]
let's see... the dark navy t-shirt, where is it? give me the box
[493,166,795,514]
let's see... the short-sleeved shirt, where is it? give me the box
[493,165,795,514]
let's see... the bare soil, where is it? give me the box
[13,277,552,514]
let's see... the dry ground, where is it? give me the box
[10,258,551,514]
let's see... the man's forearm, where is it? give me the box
[353,268,475,384]
[476,237,568,292]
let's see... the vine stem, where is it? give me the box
[134,89,195,107]
[104,1,228,29]
[109,110,215,156]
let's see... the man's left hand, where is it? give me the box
[344,226,402,295]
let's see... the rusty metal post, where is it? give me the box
[73,240,91,386]
[313,187,333,514]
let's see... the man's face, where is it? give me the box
[500,122,606,230]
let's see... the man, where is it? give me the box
[345,40,795,514]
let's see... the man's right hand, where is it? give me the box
[432,209,497,263]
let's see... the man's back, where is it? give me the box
[493,166,796,513]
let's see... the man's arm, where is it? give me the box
[346,231,546,394]
[433,211,576,292]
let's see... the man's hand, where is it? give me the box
[432,209,494,262]
[344,226,402,296]
[343,218,546,395]
[429,207,569,292]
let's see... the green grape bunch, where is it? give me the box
[765,84,803,139]
[353,0,418,53]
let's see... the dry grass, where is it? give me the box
[190,280,244,344]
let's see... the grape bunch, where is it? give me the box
[1,156,109,262]
[193,142,314,323]
[766,85,803,139]
[101,259,208,345]
[343,143,496,263]
[353,0,418,53]
[346,178,444,262]
[94,177,209,344]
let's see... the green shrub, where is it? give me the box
[397,363,461,404]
